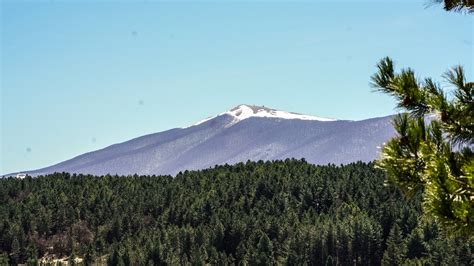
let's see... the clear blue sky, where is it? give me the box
[1,0,472,174]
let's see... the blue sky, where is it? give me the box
[1,0,472,174]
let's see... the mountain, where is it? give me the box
[12,104,396,176]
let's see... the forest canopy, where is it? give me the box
[0,160,472,265]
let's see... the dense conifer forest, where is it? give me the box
[0,160,472,265]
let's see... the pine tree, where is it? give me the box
[255,232,274,265]
[11,237,20,265]
[371,57,473,234]
[84,244,95,266]
[337,228,351,266]
[69,252,76,266]
[430,0,474,13]
[213,220,225,251]
[382,224,406,265]
[25,243,37,263]
[406,230,427,259]
[107,248,125,266]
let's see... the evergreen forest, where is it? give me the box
[1,160,472,265]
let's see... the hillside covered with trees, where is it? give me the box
[1,160,472,265]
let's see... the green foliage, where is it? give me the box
[254,232,274,265]
[0,160,472,264]
[372,57,473,234]
[0,253,8,265]
[10,237,20,265]
[431,0,474,13]
[382,224,406,265]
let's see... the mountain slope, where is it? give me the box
[15,105,396,176]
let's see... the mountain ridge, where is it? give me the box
[8,105,396,177]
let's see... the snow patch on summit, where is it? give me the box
[227,105,336,122]
[190,104,336,128]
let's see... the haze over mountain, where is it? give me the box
[11,105,396,176]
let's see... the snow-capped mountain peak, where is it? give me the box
[226,104,336,122]
[10,104,395,177]
[191,104,336,127]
